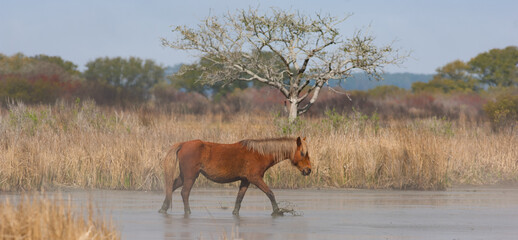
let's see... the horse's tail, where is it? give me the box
[161,142,183,210]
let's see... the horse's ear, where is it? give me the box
[296,137,302,146]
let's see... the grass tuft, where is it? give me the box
[0,193,119,240]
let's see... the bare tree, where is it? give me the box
[162,8,406,123]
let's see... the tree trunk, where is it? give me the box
[288,98,298,124]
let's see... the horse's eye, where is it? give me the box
[300,151,304,156]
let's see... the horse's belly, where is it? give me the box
[200,170,242,183]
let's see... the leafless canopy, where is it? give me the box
[162,8,406,121]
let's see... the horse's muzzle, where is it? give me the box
[302,168,311,176]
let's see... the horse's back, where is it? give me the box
[202,141,250,168]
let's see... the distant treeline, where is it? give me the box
[1,46,517,128]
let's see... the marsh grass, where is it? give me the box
[0,193,119,240]
[0,101,517,191]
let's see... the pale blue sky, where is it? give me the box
[1,0,517,73]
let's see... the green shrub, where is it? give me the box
[484,92,518,130]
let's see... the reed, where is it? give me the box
[0,193,119,240]
[0,101,516,191]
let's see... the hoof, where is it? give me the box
[232,210,239,216]
[158,208,167,214]
[271,211,284,217]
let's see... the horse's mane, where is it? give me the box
[239,137,296,161]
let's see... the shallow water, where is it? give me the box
[2,187,518,239]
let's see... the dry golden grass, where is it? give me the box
[0,193,119,240]
[0,100,517,191]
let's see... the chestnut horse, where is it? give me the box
[158,137,311,216]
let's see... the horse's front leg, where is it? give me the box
[233,180,250,215]
[251,178,283,216]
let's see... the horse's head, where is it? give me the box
[291,137,312,176]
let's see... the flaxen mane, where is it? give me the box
[239,137,296,161]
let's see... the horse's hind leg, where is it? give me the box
[159,176,183,213]
[159,177,175,213]
[232,180,250,216]
[181,175,198,215]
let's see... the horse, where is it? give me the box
[158,136,311,216]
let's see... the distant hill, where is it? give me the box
[335,72,433,90]
[164,64,433,91]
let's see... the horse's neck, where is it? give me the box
[271,151,292,165]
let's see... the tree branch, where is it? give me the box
[232,64,289,97]
[297,81,324,114]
